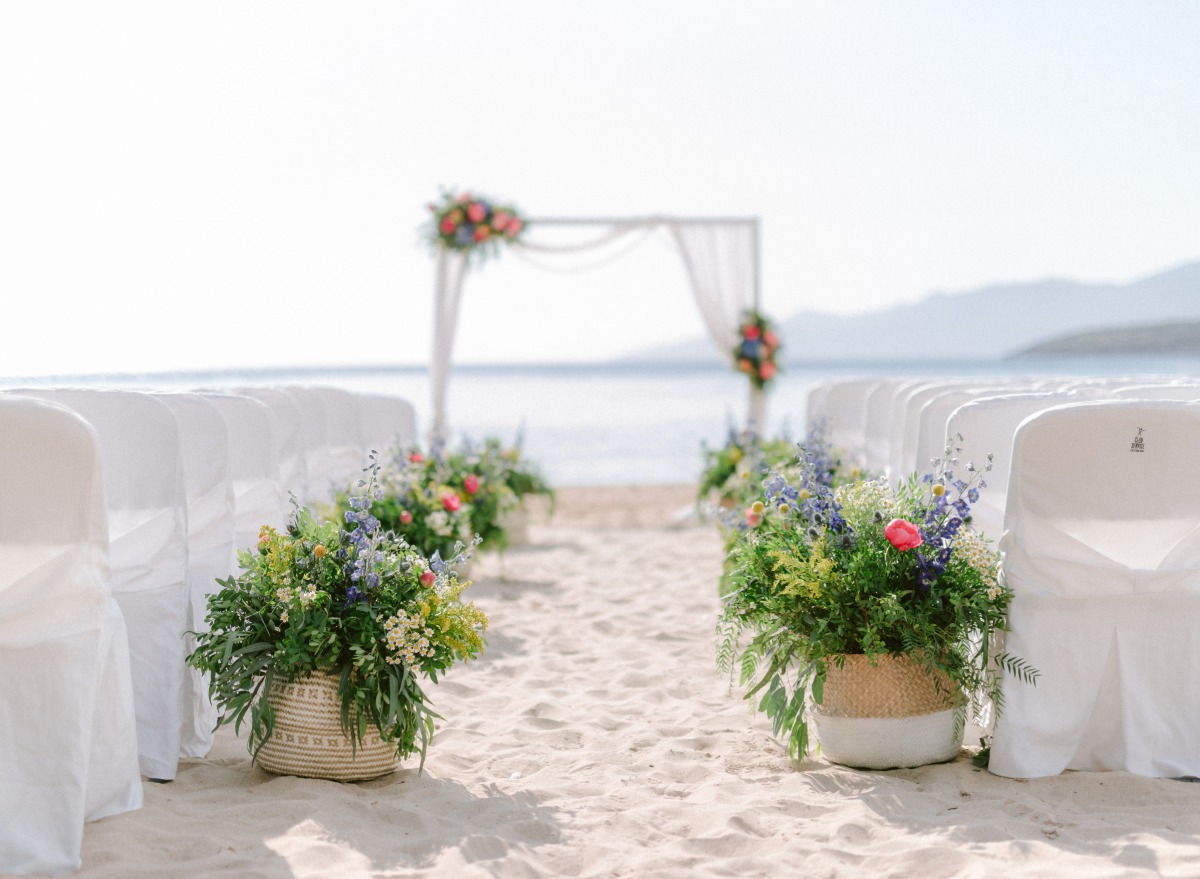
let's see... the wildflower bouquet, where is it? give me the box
[342,440,528,561]
[486,437,555,512]
[698,428,797,511]
[426,188,525,260]
[734,310,781,390]
[717,438,1036,760]
[188,462,487,767]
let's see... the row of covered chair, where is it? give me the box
[0,385,416,875]
[808,376,1200,780]
[807,374,1199,539]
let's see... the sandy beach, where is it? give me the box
[23,484,1200,879]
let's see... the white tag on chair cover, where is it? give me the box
[0,395,142,876]
[990,399,1200,778]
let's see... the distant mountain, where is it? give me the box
[1012,319,1200,357]
[630,260,1200,363]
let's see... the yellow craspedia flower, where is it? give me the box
[932,483,946,497]
[751,501,765,515]
[313,544,327,558]
[798,488,811,500]
[778,503,790,515]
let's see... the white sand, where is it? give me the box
[27,485,1200,878]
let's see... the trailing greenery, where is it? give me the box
[717,437,1037,761]
[188,460,487,769]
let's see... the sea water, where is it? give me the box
[8,356,1200,486]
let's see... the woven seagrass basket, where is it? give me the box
[812,653,966,770]
[819,653,965,718]
[254,671,400,782]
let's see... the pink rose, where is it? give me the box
[744,508,760,527]
[408,452,423,463]
[419,570,436,587]
[764,331,780,348]
[884,518,923,551]
[759,361,777,381]
[442,493,462,512]
[439,217,457,235]
[467,202,486,223]
[508,218,523,236]
[492,211,511,231]
[399,510,413,524]
[463,474,480,495]
[743,325,762,341]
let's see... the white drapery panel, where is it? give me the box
[431,247,469,445]
[429,216,761,441]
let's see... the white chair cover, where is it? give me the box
[862,379,912,475]
[229,386,309,515]
[279,386,335,505]
[1112,382,1200,402]
[946,388,1112,541]
[0,396,142,875]
[303,386,367,494]
[819,378,878,466]
[990,400,1200,778]
[10,388,190,781]
[356,393,418,456]
[198,393,284,552]
[149,392,236,759]
[911,382,1036,479]
[805,381,830,432]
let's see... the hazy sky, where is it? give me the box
[3,2,1199,375]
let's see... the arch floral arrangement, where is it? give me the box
[188,459,488,770]
[426,189,525,261]
[717,437,1038,761]
[734,310,781,390]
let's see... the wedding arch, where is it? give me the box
[429,209,767,442]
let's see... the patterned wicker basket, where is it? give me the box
[811,653,966,770]
[254,671,400,782]
[819,653,965,718]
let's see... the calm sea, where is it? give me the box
[8,357,1200,486]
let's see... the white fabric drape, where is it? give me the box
[668,220,763,430]
[431,247,469,443]
[429,217,762,441]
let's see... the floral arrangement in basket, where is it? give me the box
[188,459,488,769]
[485,436,555,513]
[700,419,861,517]
[717,435,1037,761]
[734,310,781,390]
[339,438,541,562]
[426,189,525,260]
[698,427,797,513]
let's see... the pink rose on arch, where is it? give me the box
[442,493,462,512]
[759,361,777,381]
[742,325,762,341]
[467,202,486,223]
[508,218,524,236]
[463,474,480,495]
[884,518,923,551]
[439,217,457,235]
